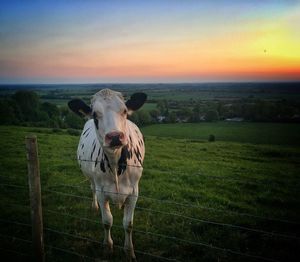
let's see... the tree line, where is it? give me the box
[1,90,299,130]
[149,98,300,123]
[0,90,84,129]
[0,90,153,129]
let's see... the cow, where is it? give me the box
[68,89,147,261]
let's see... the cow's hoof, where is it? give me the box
[103,243,113,259]
[124,248,136,262]
[104,240,113,252]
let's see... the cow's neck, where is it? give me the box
[103,147,122,169]
[103,147,123,196]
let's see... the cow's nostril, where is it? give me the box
[106,133,113,139]
[105,132,125,147]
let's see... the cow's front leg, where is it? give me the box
[90,180,99,211]
[123,195,138,261]
[99,198,113,252]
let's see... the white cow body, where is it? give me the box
[78,118,144,207]
[68,89,146,260]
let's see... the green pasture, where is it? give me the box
[0,123,299,261]
[142,122,300,146]
[141,102,157,111]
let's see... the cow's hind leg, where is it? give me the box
[123,195,138,261]
[98,197,114,252]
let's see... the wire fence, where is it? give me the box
[52,155,300,190]
[2,181,299,227]
[46,182,299,225]
[1,137,299,262]
[40,187,299,241]
[1,180,299,262]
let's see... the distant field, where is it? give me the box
[2,82,300,103]
[141,102,157,111]
[0,124,299,261]
[142,122,300,146]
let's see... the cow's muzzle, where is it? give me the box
[105,131,125,148]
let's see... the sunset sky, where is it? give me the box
[1,0,300,83]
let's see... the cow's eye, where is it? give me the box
[123,109,127,115]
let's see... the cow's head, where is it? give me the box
[68,89,147,149]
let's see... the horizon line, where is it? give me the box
[1,80,300,86]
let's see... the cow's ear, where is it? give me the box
[68,99,92,117]
[126,93,147,113]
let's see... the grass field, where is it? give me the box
[0,123,300,261]
[142,122,300,146]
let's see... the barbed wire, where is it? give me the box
[6,197,300,244]
[191,172,299,187]
[0,216,280,262]
[1,172,298,227]
[0,182,28,190]
[77,157,143,168]
[42,188,300,240]
[44,227,179,262]
[1,161,299,194]
[1,197,296,262]
[85,155,299,187]
[0,230,134,262]
[0,218,177,261]
[0,247,30,258]
[0,234,31,257]
[44,182,300,225]
[1,179,299,261]
[1,131,299,262]
[5,202,30,209]
[36,155,300,189]
[138,195,299,225]
[1,182,298,239]
[134,206,300,241]
[132,230,279,262]
[44,208,280,262]
[45,244,96,261]
[0,218,32,228]
[43,188,93,200]
[0,232,32,244]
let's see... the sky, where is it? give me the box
[0,0,300,84]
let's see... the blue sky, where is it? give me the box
[1,0,299,83]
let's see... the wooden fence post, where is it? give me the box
[26,135,45,262]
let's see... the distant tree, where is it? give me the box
[216,101,223,118]
[205,110,219,122]
[12,90,39,121]
[156,100,168,115]
[192,102,209,122]
[168,111,177,123]
[0,99,16,124]
[65,113,84,129]
[60,106,70,118]
[36,110,49,122]
[149,109,160,121]
[41,102,60,118]
[136,110,151,126]
[177,108,193,121]
[128,112,139,124]
[243,103,256,121]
